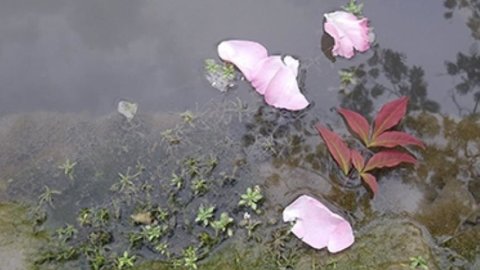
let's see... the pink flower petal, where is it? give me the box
[327,220,355,253]
[216,40,309,111]
[283,195,354,252]
[217,40,268,81]
[324,11,371,59]
[263,57,309,111]
[250,56,283,95]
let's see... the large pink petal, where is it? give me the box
[327,220,355,253]
[263,60,309,111]
[250,56,299,95]
[324,11,371,59]
[283,195,354,251]
[250,56,283,95]
[217,40,268,81]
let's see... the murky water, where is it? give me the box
[0,0,479,269]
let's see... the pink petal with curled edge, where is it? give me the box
[263,56,309,111]
[283,195,354,252]
[327,220,355,253]
[250,56,283,95]
[324,11,371,59]
[251,55,300,95]
[217,40,268,81]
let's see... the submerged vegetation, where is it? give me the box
[0,99,470,269]
[9,100,284,269]
[0,1,479,269]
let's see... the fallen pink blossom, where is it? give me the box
[217,40,309,111]
[217,40,267,81]
[324,11,371,59]
[282,195,354,252]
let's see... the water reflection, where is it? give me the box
[0,0,479,267]
[339,45,440,118]
[445,46,480,115]
[443,0,480,40]
[0,0,325,115]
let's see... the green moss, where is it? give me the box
[405,112,441,137]
[0,203,49,270]
[444,226,480,261]
[135,217,446,270]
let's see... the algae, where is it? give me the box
[0,203,48,270]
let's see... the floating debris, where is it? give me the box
[118,100,138,121]
[131,212,153,225]
[204,58,236,92]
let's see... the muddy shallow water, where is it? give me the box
[0,0,479,269]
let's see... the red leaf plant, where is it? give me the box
[337,96,425,149]
[316,96,424,196]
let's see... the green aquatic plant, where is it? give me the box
[198,231,218,248]
[170,172,184,189]
[204,58,237,92]
[127,231,144,248]
[142,224,167,242]
[239,212,262,240]
[111,168,141,194]
[342,0,364,16]
[154,241,170,257]
[58,158,77,180]
[161,128,182,145]
[211,212,234,237]
[155,207,169,223]
[181,246,199,270]
[409,256,429,270]
[78,208,93,226]
[206,154,218,172]
[85,247,108,270]
[259,136,278,155]
[205,59,218,74]
[36,244,79,265]
[184,157,201,176]
[339,69,358,90]
[180,110,196,127]
[56,224,77,243]
[95,208,110,226]
[238,185,263,212]
[226,97,250,123]
[88,230,112,246]
[116,251,136,269]
[38,185,61,207]
[53,246,79,262]
[204,59,235,80]
[191,178,208,195]
[195,204,216,227]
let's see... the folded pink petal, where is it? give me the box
[216,40,309,111]
[324,11,371,59]
[217,40,268,81]
[264,58,309,111]
[250,56,283,95]
[283,195,354,252]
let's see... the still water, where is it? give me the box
[0,0,479,269]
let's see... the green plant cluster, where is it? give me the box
[32,112,267,270]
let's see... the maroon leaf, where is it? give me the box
[372,96,409,139]
[363,150,416,172]
[337,108,371,145]
[315,123,351,175]
[350,149,365,172]
[360,173,378,196]
[369,131,426,149]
